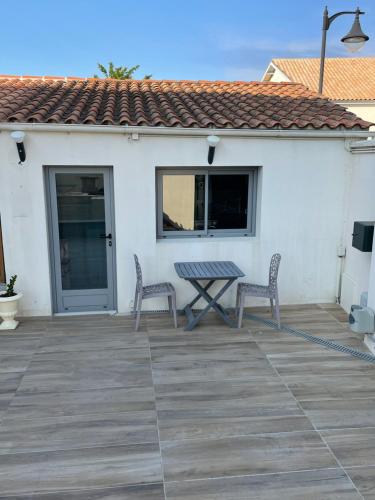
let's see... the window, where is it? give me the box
[156,168,257,238]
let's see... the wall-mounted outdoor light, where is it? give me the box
[207,135,220,165]
[319,6,369,93]
[10,131,26,164]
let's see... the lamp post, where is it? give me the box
[319,6,369,94]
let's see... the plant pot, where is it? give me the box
[0,293,22,330]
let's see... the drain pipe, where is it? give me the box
[336,244,346,303]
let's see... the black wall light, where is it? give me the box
[207,135,220,164]
[10,131,26,164]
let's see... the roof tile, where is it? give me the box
[269,57,375,101]
[0,76,371,130]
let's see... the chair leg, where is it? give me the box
[133,289,138,316]
[171,293,178,328]
[135,294,142,332]
[168,296,173,316]
[237,292,245,329]
[235,286,240,318]
[270,297,274,318]
[274,293,281,330]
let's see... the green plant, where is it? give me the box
[1,275,17,298]
[94,62,152,80]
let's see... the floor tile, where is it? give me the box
[165,468,361,499]
[152,359,275,385]
[148,330,252,347]
[0,336,40,355]
[282,374,374,402]
[39,332,149,352]
[158,407,312,441]
[255,338,328,355]
[33,346,150,362]
[161,431,338,481]
[150,341,264,362]
[17,359,153,393]
[0,410,158,453]
[0,394,14,418]
[0,482,166,499]
[346,465,375,500]
[301,398,375,430]
[155,378,300,411]
[319,303,350,322]
[321,427,375,467]
[0,355,31,373]
[0,372,23,394]
[270,352,373,377]
[0,443,162,495]
[8,386,155,419]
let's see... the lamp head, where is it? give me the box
[10,131,25,144]
[341,8,369,53]
[10,131,26,163]
[207,135,220,147]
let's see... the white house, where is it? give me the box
[0,75,374,319]
[262,57,375,125]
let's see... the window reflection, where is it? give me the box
[56,174,108,290]
[162,175,205,231]
[208,175,249,230]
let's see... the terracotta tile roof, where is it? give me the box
[0,75,370,130]
[268,57,375,101]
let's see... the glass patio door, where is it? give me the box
[47,167,116,313]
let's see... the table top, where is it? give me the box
[174,261,245,280]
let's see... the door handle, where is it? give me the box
[99,233,112,239]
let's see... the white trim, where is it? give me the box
[347,138,375,154]
[336,100,375,106]
[53,310,117,317]
[0,122,374,139]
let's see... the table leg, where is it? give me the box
[184,279,236,331]
[188,280,215,309]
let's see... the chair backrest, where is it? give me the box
[268,253,281,292]
[134,254,143,292]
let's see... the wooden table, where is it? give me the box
[174,261,245,331]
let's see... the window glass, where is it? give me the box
[162,174,205,231]
[157,169,256,238]
[208,174,249,230]
[55,174,107,290]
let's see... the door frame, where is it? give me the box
[44,166,117,314]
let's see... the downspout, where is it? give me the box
[336,151,354,303]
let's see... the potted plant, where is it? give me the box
[0,275,22,330]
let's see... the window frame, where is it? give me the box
[156,167,258,239]
[0,217,5,283]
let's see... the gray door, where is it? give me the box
[47,167,116,313]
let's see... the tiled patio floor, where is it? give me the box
[0,304,374,499]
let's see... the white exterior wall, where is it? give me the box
[368,250,375,310]
[341,152,375,312]
[262,64,290,83]
[0,131,351,316]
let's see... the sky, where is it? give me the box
[2,0,374,81]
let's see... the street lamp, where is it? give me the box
[319,6,369,94]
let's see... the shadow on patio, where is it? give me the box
[0,304,373,499]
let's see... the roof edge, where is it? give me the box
[0,74,311,86]
[0,122,373,139]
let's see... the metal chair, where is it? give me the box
[236,253,281,329]
[133,254,178,331]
